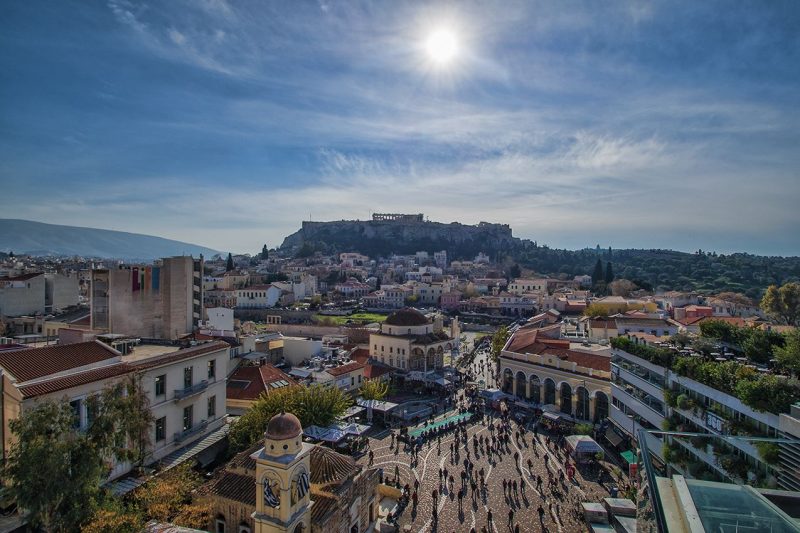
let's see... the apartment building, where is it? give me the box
[91,256,203,339]
[0,338,228,478]
[0,272,78,317]
[610,335,798,491]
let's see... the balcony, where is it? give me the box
[173,380,209,401]
[174,419,208,444]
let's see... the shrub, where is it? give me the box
[756,442,780,465]
[676,394,691,410]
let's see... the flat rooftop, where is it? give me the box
[122,344,181,362]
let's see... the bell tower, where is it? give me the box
[252,412,314,533]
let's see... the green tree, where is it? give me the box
[605,262,614,284]
[225,252,234,271]
[583,304,608,318]
[761,283,800,325]
[775,328,800,376]
[742,329,776,364]
[491,326,510,362]
[296,243,314,258]
[358,379,389,401]
[3,377,154,532]
[591,259,604,286]
[508,263,522,279]
[260,244,269,261]
[4,401,104,531]
[228,385,352,452]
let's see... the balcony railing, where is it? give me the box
[174,419,208,444]
[173,380,209,401]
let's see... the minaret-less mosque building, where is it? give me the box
[252,412,314,533]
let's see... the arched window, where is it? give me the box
[560,383,572,415]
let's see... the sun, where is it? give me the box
[425,28,458,64]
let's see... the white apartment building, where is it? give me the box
[235,284,281,309]
[0,339,229,479]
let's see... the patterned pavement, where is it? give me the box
[361,407,614,533]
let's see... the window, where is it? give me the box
[155,374,166,397]
[70,399,82,429]
[156,417,166,441]
[215,519,226,533]
[183,366,193,389]
[208,396,216,418]
[183,405,193,431]
[358,375,362,383]
[208,359,216,380]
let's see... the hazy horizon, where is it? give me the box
[2,1,798,255]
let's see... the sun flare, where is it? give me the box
[425,28,458,64]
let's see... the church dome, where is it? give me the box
[384,307,429,327]
[265,412,302,441]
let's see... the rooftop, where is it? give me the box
[0,340,119,382]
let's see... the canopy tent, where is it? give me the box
[342,405,366,419]
[303,425,347,443]
[433,377,452,386]
[565,435,603,462]
[331,421,371,436]
[357,398,399,413]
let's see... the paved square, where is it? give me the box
[361,408,614,533]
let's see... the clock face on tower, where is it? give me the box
[263,474,280,508]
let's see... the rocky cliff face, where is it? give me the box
[280,219,521,259]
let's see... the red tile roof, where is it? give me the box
[364,363,393,379]
[350,348,371,364]
[226,364,295,401]
[17,363,132,398]
[0,341,119,382]
[506,329,569,354]
[325,361,365,376]
[541,348,611,372]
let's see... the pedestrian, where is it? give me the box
[520,476,526,494]
[512,479,518,496]
[503,479,508,493]
[487,509,493,525]
[368,450,374,466]
[508,508,514,524]
[538,505,545,522]
[412,490,418,509]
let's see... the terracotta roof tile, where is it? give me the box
[227,364,295,401]
[0,340,119,382]
[17,363,132,398]
[541,348,611,372]
[325,361,365,376]
[364,364,393,379]
[205,471,256,506]
[309,445,358,485]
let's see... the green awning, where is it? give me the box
[620,450,637,465]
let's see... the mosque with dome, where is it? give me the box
[368,307,457,371]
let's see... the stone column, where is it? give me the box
[512,374,518,396]
[555,384,562,408]
[589,396,597,422]
[525,379,531,400]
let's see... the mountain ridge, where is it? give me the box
[0,219,220,260]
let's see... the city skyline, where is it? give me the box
[2,1,799,255]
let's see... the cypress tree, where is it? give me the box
[226,253,234,271]
[592,259,604,285]
[605,262,614,284]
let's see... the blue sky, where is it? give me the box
[1,1,799,255]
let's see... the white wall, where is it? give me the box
[282,338,323,366]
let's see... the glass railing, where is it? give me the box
[173,380,209,400]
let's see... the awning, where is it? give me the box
[342,405,366,419]
[605,427,625,448]
[620,450,637,465]
[543,412,562,421]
